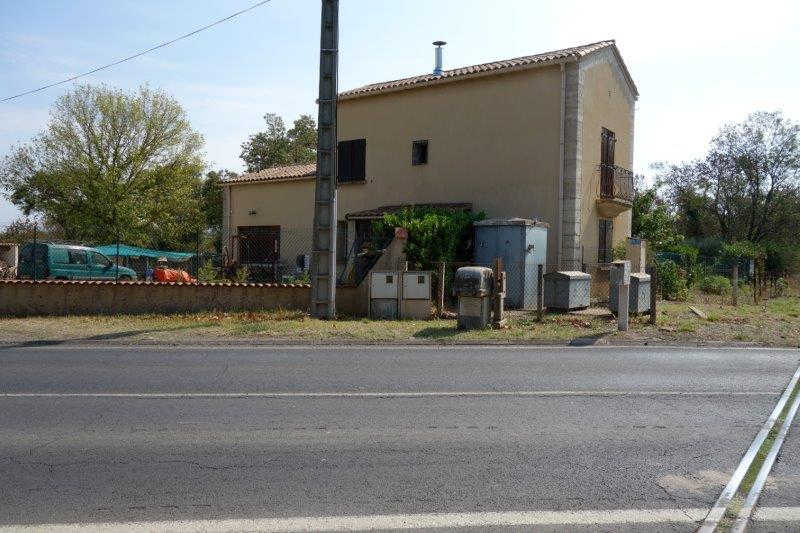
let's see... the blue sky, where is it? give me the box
[2,0,799,227]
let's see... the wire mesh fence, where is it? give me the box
[13,227,318,285]
[437,261,617,311]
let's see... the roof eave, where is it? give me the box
[220,175,315,187]
[338,55,579,102]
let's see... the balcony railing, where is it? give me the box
[599,165,634,203]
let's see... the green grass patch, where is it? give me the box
[737,380,800,504]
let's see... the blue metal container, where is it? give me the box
[474,218,549,309]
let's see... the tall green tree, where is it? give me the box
[657,111,800,245]
[0,217,62,244]
[0,84,205,249]
[240,113,316,172]
[197,169,235,252]
[631,184,683,251]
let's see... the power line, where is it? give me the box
[1,0,273,103]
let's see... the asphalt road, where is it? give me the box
[1,345,799,532]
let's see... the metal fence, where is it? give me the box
[439,261,615,311]
[13,227,318,285]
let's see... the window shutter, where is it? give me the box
[353,139,366,180]
[337,141,350,181]
[337,139,366,182]
[599,219,613,263]
[608,131,616,167]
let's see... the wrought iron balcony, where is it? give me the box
[596,164,634,217]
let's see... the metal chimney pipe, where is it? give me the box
[433,41,447,76]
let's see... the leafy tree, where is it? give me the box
[657,111,800,245]
[240,113,316,172]
[0,217,62,244]
[197,169,235,252]
[286,114,317,164]
[0,84,205,249]
[631,185,683,251]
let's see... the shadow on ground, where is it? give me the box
[0,323,212,349]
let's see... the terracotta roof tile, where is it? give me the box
[222,163,316,185]
[0,279,310,288]
[339,40,637,100]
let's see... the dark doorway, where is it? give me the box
[238,225,280,281]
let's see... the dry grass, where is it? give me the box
[1,288,798,346]
[0,308,616,345]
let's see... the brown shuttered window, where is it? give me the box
[600,128,616,197]
[598,219,613,263]
[337,139,366,183]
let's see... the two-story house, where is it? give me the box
[221,40,638,279]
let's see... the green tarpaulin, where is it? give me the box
[95,244,195,262]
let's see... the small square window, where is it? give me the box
[417,275,425,284]
[412,140,428,166]
[385,275,393,284]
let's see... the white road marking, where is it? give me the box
[0,508,710,532]
[698,364,800,532]
[752,506,800,521]
[732,384,800,532]
[2,343,797,351]
[0,390,778,399]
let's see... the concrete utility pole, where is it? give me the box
[310,0,339,319]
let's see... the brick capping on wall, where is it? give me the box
[0,279,311,289]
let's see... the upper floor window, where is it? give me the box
[601,128,616,168]
[600,128,617,195]
[337,139,366,183]
[412,140,428,166]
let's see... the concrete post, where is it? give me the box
[537,264,544,322]
[437,261,445,318]
[309,0,339,319]
[614,261,630,332]
[732,261,739,307]
[647,265,657,325]
[492,257,506,328]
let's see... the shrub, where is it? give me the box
[763,242,800,278]
[612,241,628,261]
[660,243,701,286]
[773,277,789,298]
[374,207,486,268]
[283,271,310,284]
[656,259,688,301]
[720,241,761,261]
[699,274,731,295]
[234,265,249,283]
[197,260,219,283]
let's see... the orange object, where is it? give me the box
[153,268,196,283]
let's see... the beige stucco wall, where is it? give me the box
[227,66,564,266]
[225,179,316,265]
[225,55,635,270]
[579,59,635,265]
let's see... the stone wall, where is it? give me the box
[0,280,312,317]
